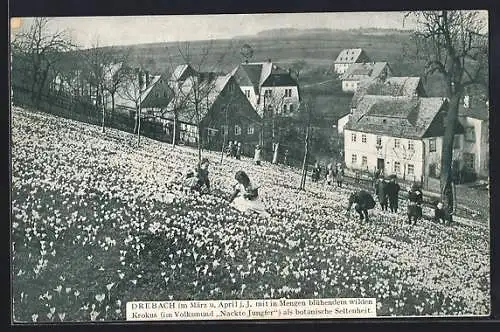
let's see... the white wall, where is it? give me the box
[259,85,300,115]
[344,129,425,182]
[239,85,259,111]
[342,80,359,93]
[334,63,350,75]
[337,114,351,134]
[458,117,489,177]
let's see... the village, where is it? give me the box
[16,44,489,196]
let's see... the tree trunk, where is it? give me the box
[440,92,461,222]
[137,104,142,146]
[172,112,178,147]
[272,142,280,164]
[300,125,310,190]
[197,125,202,164]
[111,92,115,122]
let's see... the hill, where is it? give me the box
[11,107,489,321]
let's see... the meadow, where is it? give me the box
[11,107,490,322]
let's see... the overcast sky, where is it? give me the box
[11,12,424,48]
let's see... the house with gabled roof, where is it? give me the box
[231,59,300,117]
[333,48,371,75]
[341,62,392,93]
[162,70,262,151]
[457,95,489,178]
[343,95,464,183]
[338,76,426,134]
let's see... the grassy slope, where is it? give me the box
[11,107,489,321]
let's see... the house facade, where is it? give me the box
[333,48,371,75]
[159,66,263,153]
[231,60,300,117]
[341,62,392,93]
[343,95,464,183]
[457,96,489,178]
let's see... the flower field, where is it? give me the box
[11,107,490,322]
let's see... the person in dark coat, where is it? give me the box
[184,157,211,194]
[375,178,388,211]
[346,190,376,222]
[311,161,321,182]
[235,142,242,160]
[407,183,423,224]
[386,176,401,213]
[231,141,237,158]
[433,201,453,224]
[336,163,344,188]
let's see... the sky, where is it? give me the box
[12,12,420,48]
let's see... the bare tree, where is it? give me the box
[11,17,76,107]
[84,38,114,133]
[174,41,231,163]
[407,10,487,219]
[102,53,130,122]
[120,66,149,146]
[299,100,313,190]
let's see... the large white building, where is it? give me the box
[231,60,300,117]
[333,48,371,75]
[343,95,464,183]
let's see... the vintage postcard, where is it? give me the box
[10,11,490,323]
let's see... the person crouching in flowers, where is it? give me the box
[183,157,211,194]
[228,171,270,218]
[346,190,376,222]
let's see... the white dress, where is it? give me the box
[231,182,270,217]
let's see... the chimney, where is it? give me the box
[245,60,248,64]
[267,58,272,63]
[464,95,470,108]
[145,71,150,87]
[288,68,292,75]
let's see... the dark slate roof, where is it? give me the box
[261,73,298,87]
[345,95,450,139]
[334,48,368,64]
[458,102,489,121]
[342,62,389,81]
[352,76,424,107]
[165,73,233,124]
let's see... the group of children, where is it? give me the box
[225,141,243,160]
[183,157,269,217]
[311,161,345,188]
[183,157,454,225]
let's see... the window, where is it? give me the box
[464,153,475,170]
[164,91,168,97]
[351,154,357,164]
[394,161,401,174]
[247,126,254,135]
[376,136,382,146]
[453,136,461,149]
[394,139,400,149]
[284,88,292,97]
[221,125,228,136]
[289,104,294,112]
[265,89,272,97]
[283,104,288,112]
[362,156,367,167]
[207,128,217,136]
[351,133,357,142]
[407,164,414,176]
[234,125,242,136]
[408,140,414,150]
[429,138,436,152]
[465,127,475,142]
[155,92,160,97]
[361,134,367,143]
[245,90,250,98]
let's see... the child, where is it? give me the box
[254,145,262,165]
[407,183,423,224]
[183,157,211,194]
[311,161,321,182]
[228,171,270,217]
[236,142,242,160]
[336,163,344,188]
[326,162,336,186]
